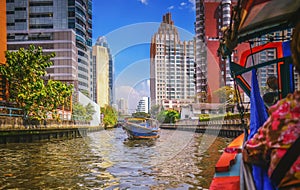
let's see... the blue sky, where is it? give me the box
[92,0,196,110]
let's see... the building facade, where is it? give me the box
[150,13,196,108]
[195,0,249,102]
[117,98,128,115]
[6,0,92,96]
[92,37,113,107]
[136,97,150,113]
[93,36,114,105]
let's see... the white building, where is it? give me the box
[150,13,196,107]
[136,97,150,113]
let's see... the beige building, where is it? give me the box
[92,45,110,107]
[7,30,78,89]
[150,13,196,107]
[6,0,92,95]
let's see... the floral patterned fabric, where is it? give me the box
[244,91,300,188]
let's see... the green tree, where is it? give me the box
[100,105,117,128]
[72,102,95,123]
[0,45,73,120]
[213,86,237,104]
[132,112,150,118]
[85,103,96,121]
[72,103,86,121]
[157,110,180,123]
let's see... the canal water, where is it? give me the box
[0,127,233,190]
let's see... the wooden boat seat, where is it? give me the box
[215,151,238,172]
[215,134,244,173]
[210,176,240,190]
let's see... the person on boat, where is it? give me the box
[267,75,278,91]
[243,24,300,189]
[263,76,279,107]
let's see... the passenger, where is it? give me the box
[267,75,278,91]
[243,23,300,189]
[263,91,278,107]
[263,76,279,107]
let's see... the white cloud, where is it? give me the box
[180,2,187,6]
[167,5,175,10]
[138,0,148,5]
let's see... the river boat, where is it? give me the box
[123,118,160,139]
[210,0,300,189]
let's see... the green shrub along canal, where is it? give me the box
[0,127,233,189]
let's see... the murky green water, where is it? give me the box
[0,127,232,189]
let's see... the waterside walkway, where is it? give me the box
[160,119,249,137]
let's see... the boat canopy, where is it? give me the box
[218,0,300,99]
[219,0,300,57]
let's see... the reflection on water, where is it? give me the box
[0,127,232,189]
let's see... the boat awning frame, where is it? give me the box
[219,0,300,57]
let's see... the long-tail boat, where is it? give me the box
[210,0,300,189]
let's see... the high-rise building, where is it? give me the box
[150,13,196,108]
[93,36,114,105]
[117,98,128,115]
[195,0,248,102]
[136,97,150,113]
[92,37,113,107]
[6,0,92,96]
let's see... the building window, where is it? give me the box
[15,7,26,11]
[30,13,53,18]
[29,24,53,29]
[29,2,53,6]
[15,19,26,22]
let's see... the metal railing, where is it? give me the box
[0,106,24,117]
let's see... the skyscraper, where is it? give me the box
[195,0,248,102]
[150,13,196,108]
[92,36,113,107]
[117,98,128,115]
[6,0,92,96]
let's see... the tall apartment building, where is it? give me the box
[92,37,113,107]
[150,13,196,108]
[117,98,128,115]
[93,36,114,105]
[195,0,248,102]
[6,0,92,96]
[136,97,150,113]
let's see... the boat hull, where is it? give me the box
[123,120,160,139]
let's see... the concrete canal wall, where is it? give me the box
[0,126,105,144]
[0,127,87,143]
[0,116,104,144]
